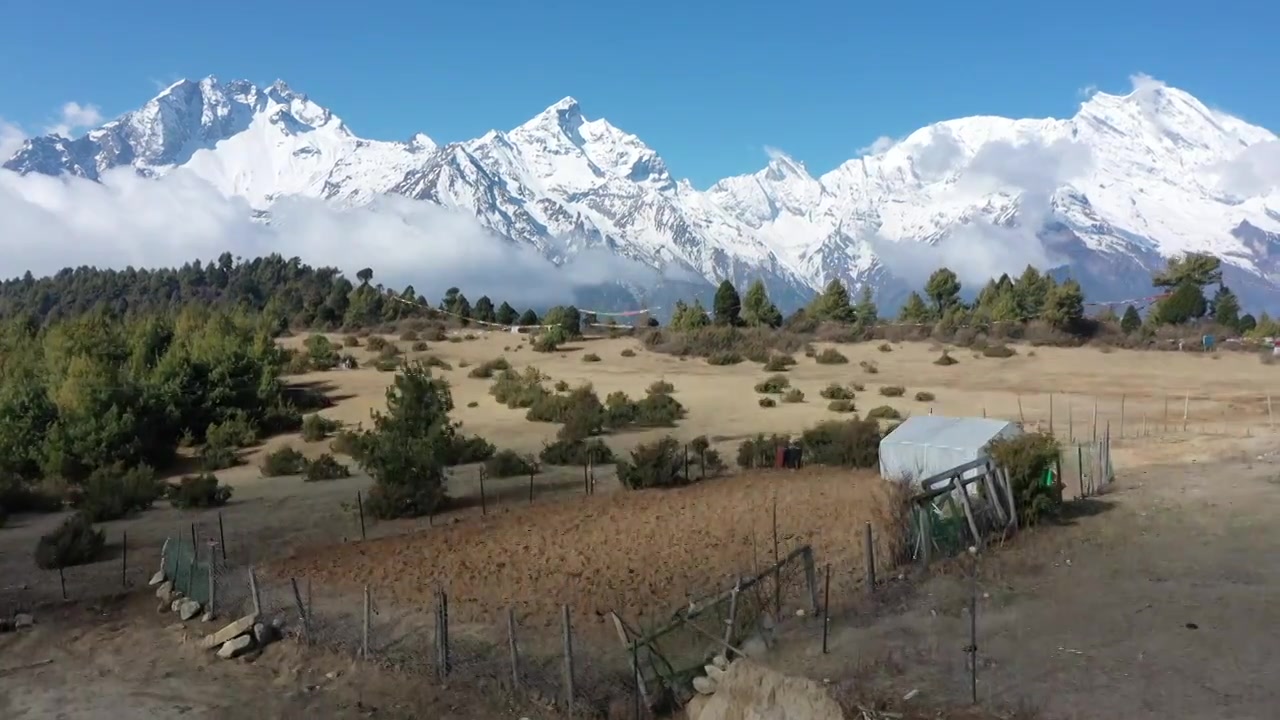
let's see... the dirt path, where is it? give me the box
[769,434,1280,719]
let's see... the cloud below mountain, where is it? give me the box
[0,168,653,306]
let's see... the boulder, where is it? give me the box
[711,654,729,670]
[217,634,254,659]
[14,613,34,629]
[171,598,185,613]
[200,614,258,650]
[148,570,167,587]
[178,599,202,621]
[704,664,726,684]
[154,581,173,600]
[692,675,718,695]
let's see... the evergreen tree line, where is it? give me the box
[665,254,1279,339]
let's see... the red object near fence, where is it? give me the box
[774,445,786,469]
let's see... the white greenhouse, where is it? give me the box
[878,415,1023,488]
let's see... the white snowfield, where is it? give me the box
[5,75,1279,307]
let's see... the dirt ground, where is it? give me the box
[2,333,1278,719]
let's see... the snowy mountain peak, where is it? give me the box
[4,76,1280,313]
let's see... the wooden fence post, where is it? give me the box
[863,522,876,593]
[1091,398,1098,443]
[480,467,488,515]
[356,491,367,541]
[1183,392,1190,432]
[562,604,575,715]
[218,511,227,562]
[1048,393,1054,436]
[248,566,261,616]
[1077,445,1085,499]
[121,531,128,588]
[206,545,215,618]
[1068,397,1073,442]
[362,585,371,660]
[507,606,520,689]
[290,578,311,645]
[1119,394,1126,439]
[771,495,781,619]
[822,564,831,654]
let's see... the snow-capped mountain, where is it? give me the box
[6,75,1280,313]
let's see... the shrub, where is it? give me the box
[330,429,363,456]
[603,391,638,429]
[763,354,797,372]
[800,418,882,468]
[167,474,233,509]
[34,512,106,570]
[532,327,567,352]
[850,382,865,391]
[490,367,550,408]
[814,348,849,365]
[782,388,805,403]
[467,357,511,379]
[424,326,448,341]
[261,447,307,476]
[621,348,637,357]
[647,379,676,395]
[617,437,690,489]
[828,399,856,413]
[706,351,744,366]
[423,355,452,370]
[879,385,906,397]
[304,334,339,370]
[554,379,570,392]
[486,449,538,478]
[285,351,313,375]
[582,353,602,363]
[988,433,1063,525]
[445,434,497,465]
[859,360,879,374]
[934,350,958,366]
[301,414,342,442]
[304,454,350,482]
[633,392,687,426]
[365,336,390,353]
[983,344,1016,358]
[343,335,361,347]
[400,330,419,342]
[72,464,163,522]
[198,443,239,471]
[867,405,903,421]
[374,358,401,372]
[642,326,808,362]
[206,414,257,449]
[686,437,726,476]
[736,433,790,468]
[0,479,62,515]
[378,344,402,359]
[540,438,615,465]
[820,383,854,400]
[448,336,463,344]
[753,374,790,394]
[878,343,893,353]
[914,391,936,402]
[758,397,776,408]
[467,401,479,408]
[412,341,430,352]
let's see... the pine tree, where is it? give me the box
[742,279,782,328]
[495,302,518,326]
[1212,285,1241,331]
[924,268,961,315]
[854,286,878,329]
[518,309,539,327]
[898,292,932,324]
[809,279,856,322]
[474,295,496,324]
[1120,305,1142,333]
[713,280,742,326]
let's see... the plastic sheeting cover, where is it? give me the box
[879,415,1022,487]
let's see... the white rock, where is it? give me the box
[200,614,258,650]
[711,654,729,670]
[692,675,718,695]
[148,570,167,587]
[217,634,254,659]
[178,599,202,621]
[201,611,216,623]
[171,598,185,613]
[795,608,806,618]
[154,581,173,600]
[14,613,34,629]
[704,664,726,683]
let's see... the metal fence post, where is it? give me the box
[562,604,575,715]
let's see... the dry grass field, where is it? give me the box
[4,329,1279,719]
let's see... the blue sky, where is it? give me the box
[2,0,1275,188]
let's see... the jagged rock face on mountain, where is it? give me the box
[6,76,1280,312]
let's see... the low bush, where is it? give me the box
[753,374,791,394]
[983,344,1017,358]
[879,385,906,397]
[915,391,936,402]
[688,435,726,476]
[859,360,879,374]
[490,367,550,408]
[617,437,689,489]
[814,348,849,365]
[379,344,402,359]
[820,383,855,400]
[988,432,1063,525]
[330,429,364,456]
[485,449,538,478]
[304,454,350,482]
[467,357,511,379]
[365,336,390,353]
[198,443,239,471]
[707,351,744,366]
[763,354,797,372]
[412,341,430,352]
[400,330,419,342]
[878,343,893,353]
[647,379,676,395]
[800,418,882,468]
[633,392,687,426]
[758,397,776,408]
[343,335,361,347]
[167,474,233,509]
[424,355,452,370]
[934,350,958,366]
[467,401,479,408]
[554,380,570,392]
[72,464,163,522]
[736,433,791,468]
[850,382,866,392]
[828,399,856,413]
[540,437,615,465]
[621,348,637,357]
[445,434,496,465]
[35,512,106,570]
[301,413,342,441]
[641,326,808,361]
[782,388,805,403]
[206,414,257,449]
[866,405,903,421]
[582,353,602,363]
[261,446,307,477]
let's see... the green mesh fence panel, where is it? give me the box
[911,503,969,560]
[163,537,212,606]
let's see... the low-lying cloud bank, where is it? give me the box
[0,167,658,307]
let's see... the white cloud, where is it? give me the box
[1129,72,1166,94]
[870,134,1093,288]
[0,167,660,307]
[857,135,898,156]
[44,102,104,138]
[1077,84,1098,100]
[1213,140,1280,197]
[0,119,26,160]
